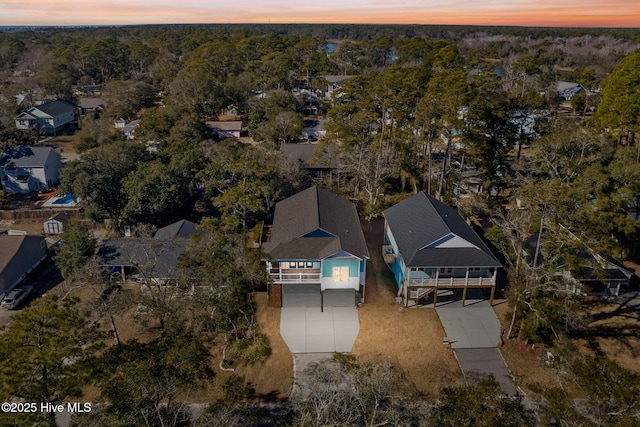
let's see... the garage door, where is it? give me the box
[323,289,355,307]
[282,284,321,307]
[282,285,355,308]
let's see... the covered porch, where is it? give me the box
[401,266,498,307]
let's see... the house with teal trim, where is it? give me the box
[383,192,501,307]
[263,186,369,310]
[15,99,78,136]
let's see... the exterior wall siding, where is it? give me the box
[320,259,360,290]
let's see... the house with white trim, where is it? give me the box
[15,99,79,136]
[263,186,369,310]
[383,192,501,307]
[0,146,62,193]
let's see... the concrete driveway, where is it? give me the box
[455,348,517,395]
[435,291,500,349]
[280,306,359,353]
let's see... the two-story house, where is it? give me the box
[0,146,62,193]
[383,192,501,307]
[263,186,369,310]
[15,99,79,136]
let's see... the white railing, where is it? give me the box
[268,271,321,282]
[407,276,494,287]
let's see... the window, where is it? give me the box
[439,268,453,275]
[288,261,315,269]
[332,267,349,281]
[469,267,482,272]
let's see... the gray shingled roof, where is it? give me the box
[265,237,341,260]
[98,238,186,280]
[35,99,78,116]
[280,144,341,170]
[264,186,368,259]
[154,219,200,241]
[0,146,59,168]
[383,193,500,268]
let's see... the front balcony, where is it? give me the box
[407,276,495,287]
[268,268,321,283]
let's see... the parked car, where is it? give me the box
[1,286,33,309]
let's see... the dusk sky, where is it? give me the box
[1,0,639,27]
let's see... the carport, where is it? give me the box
[280,285,360,353]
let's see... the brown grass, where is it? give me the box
[351,220,463,398]
[572,297,640,374]
[233,292,294,401]
[492,300,566,398]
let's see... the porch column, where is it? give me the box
[492,268,497,284]
[462,286,467,307]
[465,268,469,287]
[490,285,496,306]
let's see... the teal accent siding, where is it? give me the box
[322,259,359,278]
[391,258,404,287]
[360,259,366,272]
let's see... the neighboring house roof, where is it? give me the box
[280,144,341,170]
[34,99,78,116]
[0,235,32,274]
[78,98,107,110]
[0,235,47,293]
[98,238,186,280]
[556,81,585,99]
[384,193,501,268]
[264,186,369,260]
[47,212,70,223]
[15,111,38,120]
[122,120,141,136]
[0,146,60,168]
[322,75,357,85]
[205,121,243,131]
[154,219,200,241]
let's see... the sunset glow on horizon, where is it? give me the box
[1,0,639,28]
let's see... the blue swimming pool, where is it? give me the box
[52,193,76,205]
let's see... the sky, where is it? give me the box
[1,0,639,28]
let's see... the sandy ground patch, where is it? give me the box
[351,220,463,398]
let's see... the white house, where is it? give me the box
[0,146,62,193]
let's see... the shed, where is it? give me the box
[44,212,70,234]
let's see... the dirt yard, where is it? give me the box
[351,220,463,397]
[493,291,640,400]
[573,294,640,374]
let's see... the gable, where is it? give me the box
[302,228,335,238]
[324,250,361,260]
[422,233,478,249]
